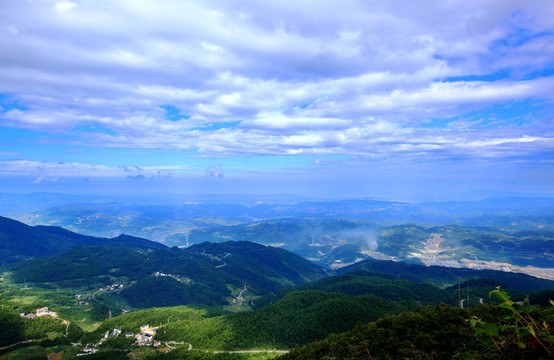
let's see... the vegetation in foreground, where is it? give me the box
[280,290,554,360]
[0,278,552,359]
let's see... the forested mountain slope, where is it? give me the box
[0,215,165,264]
[84,290,413,350]
[279,299,554,360]
[6,240,328,307]
[339,258,554,290]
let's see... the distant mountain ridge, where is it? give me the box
[0,215,166,264]
[338,258,554,291]
[6,194,554,237]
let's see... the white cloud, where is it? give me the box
[245,115,352,130]
[54,1,76,13]
[0,160,192,178]
[1,0,554,164]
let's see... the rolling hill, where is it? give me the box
[5,240,329,308]
[80,267,554,352]
[0,215,166,264]
[83,290,413,350]
[254,270,454,307]
[254,267,554,311]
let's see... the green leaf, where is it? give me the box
[497,302,515,312]
[527,324,536,337]
[474,328,485,336]
[518,341,527,349]
[492,290,514,305]
[500,324,512,332]
[484,323,498,337]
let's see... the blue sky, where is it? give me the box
[0,0,553,201]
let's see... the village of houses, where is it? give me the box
[19,306,58,319]
[20,304,179,356]
[18,303,175,354]
[19,277,190,356]
[78,324,166,356]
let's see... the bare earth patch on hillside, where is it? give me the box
[406,233,554,280]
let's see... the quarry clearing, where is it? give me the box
[407,233,554,280]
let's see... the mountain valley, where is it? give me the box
[0,196,553,359]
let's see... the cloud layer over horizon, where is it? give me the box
[1,0,553,200]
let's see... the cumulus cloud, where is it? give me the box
[0,0,553,168]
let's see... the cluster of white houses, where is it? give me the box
[79,324,161,356]
[135,324,161,347]
[154,271,182,282]
[19,306,57,319]
[99,283,124,291]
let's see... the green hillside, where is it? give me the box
[0,215,166,264]
[254,270,454,308]
[78,271,548,351]
[81,290,412,350]
[280,297,554,360]
[5,241,328,308]
[7,245,151,284]
[339,258,554,290]
[0,309,83,347]
[254,269,545,312]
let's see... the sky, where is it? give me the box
[1,0,553,201]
